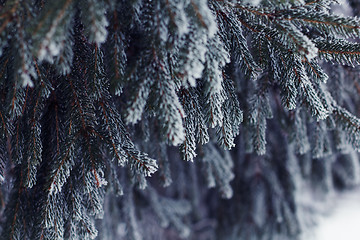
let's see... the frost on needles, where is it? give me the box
[1,0,360,240]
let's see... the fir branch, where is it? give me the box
[216,74,243,150]
[180,90,197,162]
[274,20,318,60]
[278,54,297,110]
[282,9,360,38]
[107,9,127,95]
[1,1,360,239]
[303,58,328,83]
[99,98,157,177]
[333,106,360,149]
[216,7,261,78]
[125,58,153,124]
[315,38,360,66]
[98,101,126,165]
[47,131,79,195]
[156,73,185,146]
[80,0,108,45]
[15,10,37,88]
[32,0,74,62]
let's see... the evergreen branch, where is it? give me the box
[216,74,243,150]
[47,131,79,195]
[21,86,30,116]
[232,1,359,40]
[274,21,318,60]
[80,0,108,45]
[156,74,185,146]
[25,89,43,188]
[234,4,273,18]
[69,61,107,189]
[286,0,326,10]
[294,63,328,119]
[315,39,360,66]
[180,89,198,162]
[202,35,228,129]
[125,64,152,124]
[276,54,297,110]
[41,193,65,239]
[218,113,235,150]
[292,18,359,30]
[124,148,156,177]
[16,15,36,88]
[24,64,50,187]
[98,101,125,164]
[282,11,360,38]
[108,10,127,94]
[282,53,329,119]
[1,0,360,239]
[99,98,157,176]
[112,39,120,80]
[304,60,319,78]
[84,135,101,188]
[234,14,301,57]
[235,14,261,34]
[69,80,86,129]
[249,94,270,155]
[333,106,360,149]
[216,8,261,77]
[13,87,28,160]
[33,0,73,58]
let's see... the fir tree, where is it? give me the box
[0,0,360,239]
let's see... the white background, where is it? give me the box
[312,188,360,240]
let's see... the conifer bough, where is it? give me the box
[1,0,360,239]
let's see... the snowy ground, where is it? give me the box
[311,188,360,240]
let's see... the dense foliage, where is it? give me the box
[1,0,360,239]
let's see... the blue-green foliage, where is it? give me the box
[1,0,360,240]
